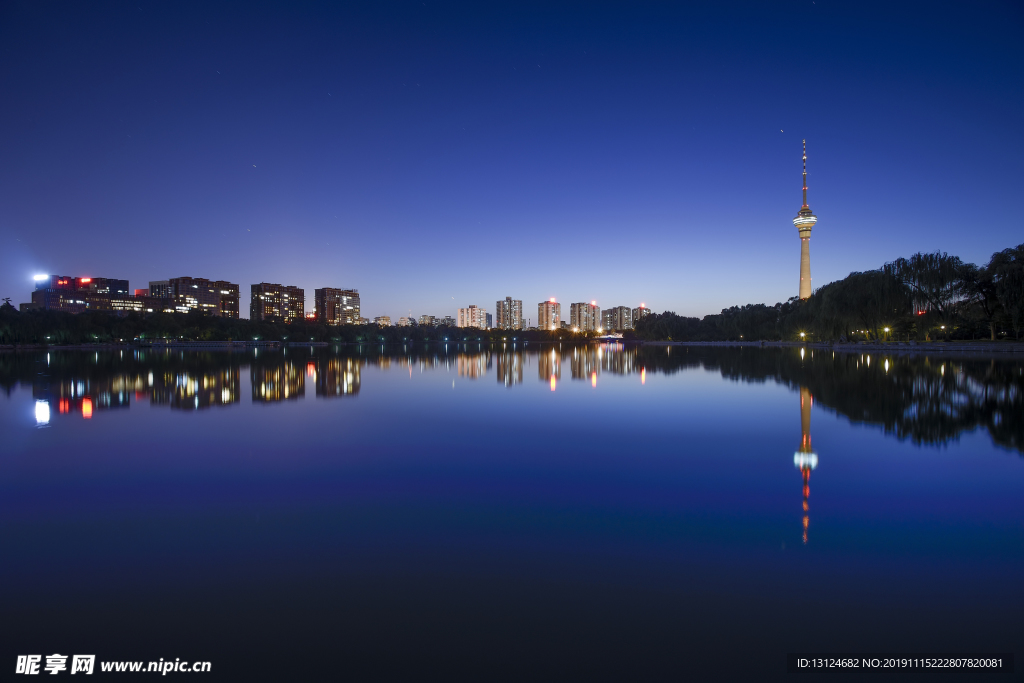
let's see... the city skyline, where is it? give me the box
[2,2,1021,320]
[20,270,649,327]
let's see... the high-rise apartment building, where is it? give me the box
[418,314,436,327]
[496,297,523,330]
[569,301,601,332]
[374,316,392,326]
[439,315,457,327]
[250,283,304,321]
[216,282,240,318]
[457,305,488,329]
[148,277,239,317]
[314,288,360,325]
[601,306,633,331]
[537,298,561,330]
[632,304,651,325]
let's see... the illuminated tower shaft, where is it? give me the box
[794,141,818,300]
[799,237,811,300]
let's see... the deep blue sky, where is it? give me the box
[1,1,1021,320]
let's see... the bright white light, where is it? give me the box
[35,400,50,425]
[33,274,49,281]
[794,451,818,469]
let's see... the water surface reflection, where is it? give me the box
[2,343,1021,680]
[2,344,1021,454]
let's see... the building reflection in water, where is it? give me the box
[10,346,1021,460]
[568,343,637,385]
[33,374,133,419]
[538,347,561,390]
[252,361,304,402]
[600,342,636,376]
[310,357,361,397]
[148,369,241,410]
[496,349,524,387]
[570,346,599,381]
[30,362,242,417]
[793,386,818,544]
[457,351,491,379]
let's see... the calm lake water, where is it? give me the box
[1,344,1021,680]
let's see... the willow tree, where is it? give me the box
[989,244,1024,339]
[884,252,972,326]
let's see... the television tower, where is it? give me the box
[794,140,818,300]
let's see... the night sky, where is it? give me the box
[1,1,1021,320]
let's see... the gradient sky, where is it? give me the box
[1,1,1021,320]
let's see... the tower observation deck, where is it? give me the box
[794,140,818,300]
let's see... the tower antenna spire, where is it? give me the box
[802,139,808,208]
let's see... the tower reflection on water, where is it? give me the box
[794,386,818,544]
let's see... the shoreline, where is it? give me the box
[3,339,1024,358]
[641,340,1024,356]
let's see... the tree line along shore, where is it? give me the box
[2,244,1021,346]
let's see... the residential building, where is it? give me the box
[216,282,241,318]
[457,305,488,329]
[250,283,304,322]
[439,315,457,327]
[632,304,651,325]
[602,306,633,331]
[537,298,561,331]
[397,317,413,326]
[178,277,221,315]
[418,314,436,327]
[496,297,523,330]
[374,316,392,326]
[149,277,239,317]
[569,301,601,332]
[485,312,492,329]
[314,288,360,325]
